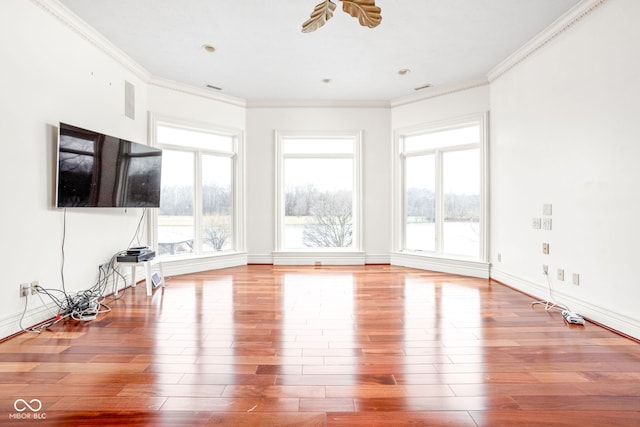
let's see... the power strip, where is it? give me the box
[562,310,585,325]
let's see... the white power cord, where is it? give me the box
[532,271,585,325]
[531,270,569,312]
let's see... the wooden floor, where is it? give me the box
[1,265,640,426]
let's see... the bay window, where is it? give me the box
[152,119,243,258]
[395,114,488,263]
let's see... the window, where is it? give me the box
[275,132,361,251]
[396,116,487,260]
[153,120,242,257]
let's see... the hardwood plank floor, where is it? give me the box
[1,264,639,426]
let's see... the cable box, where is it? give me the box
[126,246,149,255]
[117,249,155,263]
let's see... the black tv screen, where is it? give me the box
[56,123,162,208]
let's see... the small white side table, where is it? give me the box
[117,258,164,296]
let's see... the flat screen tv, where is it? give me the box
[56,123,162,208]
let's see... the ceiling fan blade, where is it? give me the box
[340,0,382,28]
[302,0,337,33]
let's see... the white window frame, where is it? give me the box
[148,114,246,269]
[391,113,489,277]
[274,130,363,264]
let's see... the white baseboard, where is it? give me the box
[272,251,366,266]
[247,253,273,264]
[0,300,59,341]
[491,268,640,340]
[390,252,490,279]
[248,253,390,265]
[365,253,391,264]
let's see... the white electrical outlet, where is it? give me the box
[542,218,552,230]
[543,265,548,275]
[557,268,564,281]
[542,243,549,254]
[532,218,541,229]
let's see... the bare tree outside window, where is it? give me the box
[203,216,232,250]
[284,186,352,248]
[302,190,352,247]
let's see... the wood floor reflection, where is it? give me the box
[2,265,640,426]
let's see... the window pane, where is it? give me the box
[404,125,479,152]
[283,138,353,154]
[404,155,435,251]
[443,149,479,257]
[158,150,194,256]
[158,125,233,152]
[202,155,233,252]
[283,158,352,249]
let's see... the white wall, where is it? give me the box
[246,106,391,263]
[391,83,490,130]
[0,0,152,337]
[490,0,640,338]
[147,83,246,130]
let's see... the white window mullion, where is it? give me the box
[192,150,203,254]
[274,133,285,251]
[399,153,407,252]
[230,152,239,252]
[434,149,444,254]
[352,131,362,251]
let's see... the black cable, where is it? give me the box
[61,208,67,294]
[27,207,153,328]
[127,208,147,249]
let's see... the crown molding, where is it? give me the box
[390,76,489,108]
[487,0,609,82]
[34,0,602,110]
[148,77,246,108]
[31,0,151,82]
[32,0,246,108]
[246,99,391,109]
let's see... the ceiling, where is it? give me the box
[58,0,581,103]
